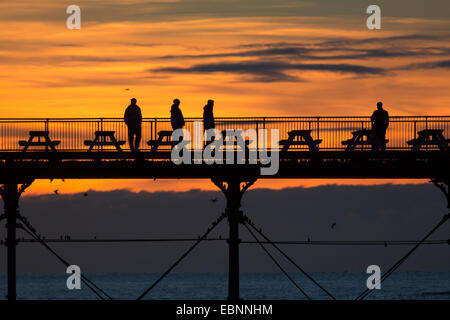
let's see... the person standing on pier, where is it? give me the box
[371,101,389,151]
[171,98,185,130]
[124,98,142,151]
[203,99,215,143]
[203,99,215,131]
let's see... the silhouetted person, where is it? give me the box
[170,99,185,130]
[124,98,142,151]
[203,99,215,130]
[371,102,389,151]
[203,99,215,143]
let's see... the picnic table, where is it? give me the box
[203,130,253,163]
[279,130,322,152]
[219,130,252,152]
[147,130,187,152]
[18,131,60,152]
[407,129,449,151]
[342,129,388,151]
[84,131,125,152]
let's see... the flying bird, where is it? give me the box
[331,222,337,229]
[54,189,59,195]
[124,88,130,91]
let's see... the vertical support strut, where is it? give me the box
[0,179,33,301]
[212,177,256,301]
[226,179,241,301]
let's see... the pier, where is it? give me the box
[1,116,449,300]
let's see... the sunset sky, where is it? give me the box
[1,0,449,194]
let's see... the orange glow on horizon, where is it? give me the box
[1,7,449,194]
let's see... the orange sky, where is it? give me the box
[0,1,448,194]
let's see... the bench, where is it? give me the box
[279,130,322,152]
[84,131,125,152]
[407,129,449,151]
[342,129,388,151]
[18,131,60,152]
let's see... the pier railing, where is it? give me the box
[0,116,449,152]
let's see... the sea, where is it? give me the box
[0,272,449,300]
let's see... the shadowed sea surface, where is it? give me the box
[0,272,449,300]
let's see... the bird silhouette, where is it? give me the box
[54,189,59,195]
[211,197,218,203]
[124,88,130,91]
[83,193,88,197]
[331,222,337,229]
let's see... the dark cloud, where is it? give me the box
[160,47,312,60]
[154,36,450,80]
[237,35,444,50]
[149,34,450,82]
[151,60,385,82]
[318,34,444,47]
[398,59,450,71]
[160,46,448,61]
[1,184,447,274]
[1,0,449,22]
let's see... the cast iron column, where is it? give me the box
[226,179,242,301]
[212,177,256,301]
[2,182,19,301]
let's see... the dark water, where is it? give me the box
[0,272,449,300]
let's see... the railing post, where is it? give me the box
[317,117,320,141]
[45,119,49,152]
[100,118,104,151]
[256,121,259,151]
[414,121,417,139]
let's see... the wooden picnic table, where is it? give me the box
[219,130,252,151]
[147,130,186,152]
[203,130,253,163]
[279,130,322,152]
[342,129,388,151]
[407,129,449,151]
[84,131,125,152]
[18,131,60,152]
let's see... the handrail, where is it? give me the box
[0,116,448,152]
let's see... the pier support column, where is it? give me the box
[212,177,256,301]
[0,179,33,301]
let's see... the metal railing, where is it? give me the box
[0,116,448,152]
